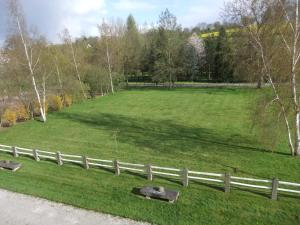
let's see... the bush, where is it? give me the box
[1,109,17,127]
[48,95,63,112]
[15,105,30,122]
[63,94,72,107]
[33,102,48,117]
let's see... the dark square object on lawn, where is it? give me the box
[0,160,22,171]
[139,186,179,203]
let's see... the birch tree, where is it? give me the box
[226,0,300,156]
[98,20,115,94]
[61,29,87,98]
[48,44,83,99]
[53,51,63,93]
[7,0,47,122]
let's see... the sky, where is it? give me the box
[0,0,227,44]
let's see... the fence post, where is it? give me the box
[12,146,18,157]
[82,156,89,169]
[224,172,231,193]
[33,149,40,161]
[146,164,152,181]
[56,151,63,166]
[181,168,189,187]
[114,160,120,176]
[271,178,279,200]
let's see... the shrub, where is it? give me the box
[33,102,48,117]
[63,94,72,107]
[48,95,63,112]
[1,108,17,127]
[15,105,30,122]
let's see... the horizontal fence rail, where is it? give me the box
[0,144,299,201]
[127,82,264,88]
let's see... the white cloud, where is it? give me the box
[0,0,228,44]
[179,1,226,27]
[113,0,155,11]
[0,0,108,43]
[64,0,106,15]
[57,0,107,40]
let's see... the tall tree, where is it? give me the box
[214,27,234,82]
[204,35,218,80]
[227,0,300,156]
[153,9,183,87]
[7,0,48,122]
[61,29,87,99]
[181,33,206,81]
[180,42,201,81]
[98,20,116,94]
[140,28,159,77]
[123,15,142,81]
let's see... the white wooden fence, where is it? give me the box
[127,82,262,88]
[0,144,299,200]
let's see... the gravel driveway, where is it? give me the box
[0,189,150,225]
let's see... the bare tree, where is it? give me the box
[226,0,300,156]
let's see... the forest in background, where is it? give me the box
[2,0,300,157]
[0,7,250,103]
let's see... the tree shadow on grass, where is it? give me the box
[125,87,252,95]
[126,171,147,180]
[153,175,182,186]
[190,180,224,192]
[232,186,271,199]
[56,111,275,157]
[55,111,292,181]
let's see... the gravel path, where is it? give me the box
[0,189,150,225]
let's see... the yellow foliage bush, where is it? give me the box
[63,94,72,107]
[33,102,48,117]
[15,105,30,122]
[48,95,63,112]
[1,109,17,127]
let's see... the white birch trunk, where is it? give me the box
[230,0,300,156]
[69,40,87,98]
[105,35,114,94]
[54,56,63,92]
[252,29,295,155]
[168,50,172,88]
[100,86,104,96]
[293,0,300,156]
[16,17,46,122]
[42,75,47,122]
[295,112,300,156]
[279,0,300,156]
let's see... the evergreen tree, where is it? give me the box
[123,15,142,80]
[141,29,158,77]
[214,27,234,82]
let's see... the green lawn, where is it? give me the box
[0,88,299,225]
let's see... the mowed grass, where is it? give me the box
[0,88,299,225]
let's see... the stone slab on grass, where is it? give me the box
[140,186,179,203]
[0,160,22,171]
